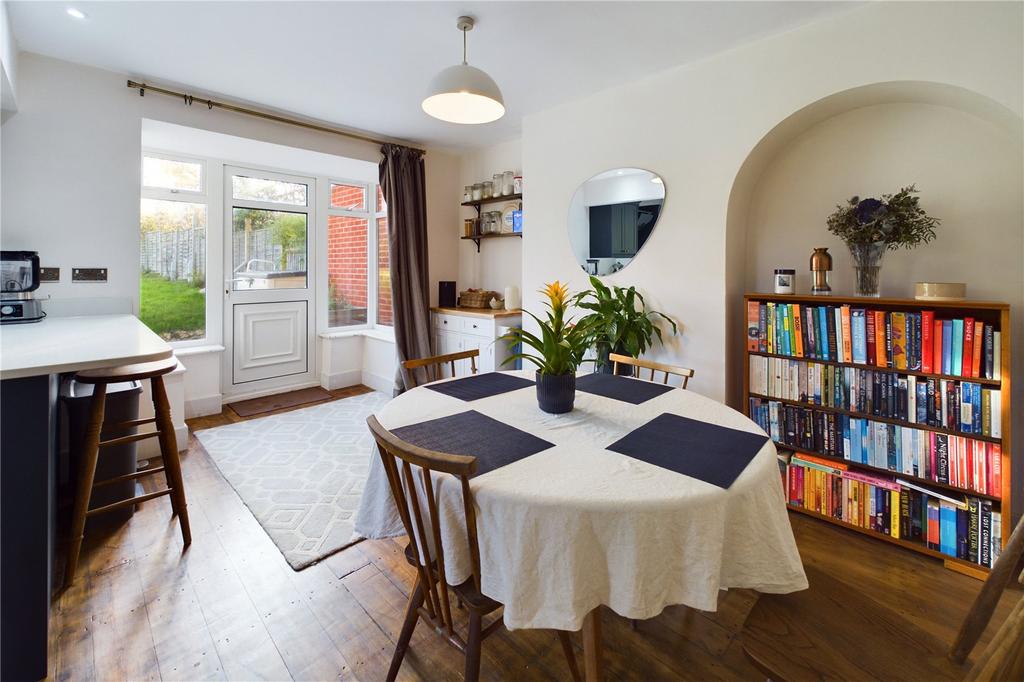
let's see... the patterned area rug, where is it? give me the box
[195,391,391,570]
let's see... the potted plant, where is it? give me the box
[502,281,592,414]
[826,185,940,297]
[573,275,677,374]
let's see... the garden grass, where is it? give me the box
[139,272,205,339]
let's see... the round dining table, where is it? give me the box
[355,369,808,680]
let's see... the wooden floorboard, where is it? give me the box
[48,386,1021,681]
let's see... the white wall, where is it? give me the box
[458,138,522,294]
[521,1,1022,406]
[0,0,17,114]
[745,102,1023,302]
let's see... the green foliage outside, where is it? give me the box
[140,272,205,340]
[232,208,307,271]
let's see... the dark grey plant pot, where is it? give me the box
[596,343,634,376]
[536,371,576,414]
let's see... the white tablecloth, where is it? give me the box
[354,370,807,630]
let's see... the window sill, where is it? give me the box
[174,343,226,357]
[319,328,395,343]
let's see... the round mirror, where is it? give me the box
[567,168,665,276]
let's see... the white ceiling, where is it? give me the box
[7,1,860,150]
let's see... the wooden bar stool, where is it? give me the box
[63,356,191,587]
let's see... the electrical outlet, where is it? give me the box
[72,267,108,283]
[39,267,60,282]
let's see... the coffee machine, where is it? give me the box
[1,251,45,323]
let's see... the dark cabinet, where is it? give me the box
[589,202,640,258]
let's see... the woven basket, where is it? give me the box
[459,289,499,308]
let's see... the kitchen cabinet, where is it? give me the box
[588,202,640,258]
[430,308,523,377]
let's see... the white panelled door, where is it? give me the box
[223,166,316,396]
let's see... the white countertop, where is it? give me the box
[0,315,173,380]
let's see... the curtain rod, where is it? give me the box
[126,80,426,154]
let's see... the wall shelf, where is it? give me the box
[461,232,522,253]
[461,193,522,209]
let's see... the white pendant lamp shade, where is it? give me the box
[422,16,505,125]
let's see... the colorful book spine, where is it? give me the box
[962,317,975,378]
[840,306,853,364]
[921,310,934,373]
[951,319,964,376]
[942,321,953,375]
[891,311,907,370]
[746,301,761,351]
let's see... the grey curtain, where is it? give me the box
[380,143,431,394]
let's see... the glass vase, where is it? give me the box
[848,242,886,297]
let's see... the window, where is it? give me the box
[230,172,310,291]
[139,153,208,342]
[143,155,203,194]
[326,180,388,329]
[232,175,307,205]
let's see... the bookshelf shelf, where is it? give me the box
[743,292,1012,578]
[774,442,1002,503]
[751,392,1003,445]
[786,504,989,579]
[748,350,1003,387]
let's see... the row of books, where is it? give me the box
[746,301,1003,379]
[750,398,1003,496]
[749,355,1003,437]
[784,452,1001,568]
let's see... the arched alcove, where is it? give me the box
[724,80,1023,511]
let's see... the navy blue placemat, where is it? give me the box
[607,413,769,488]
[576,373,674,404]
[425,372,535,401]
[391,410,554,477]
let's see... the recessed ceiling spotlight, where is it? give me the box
[66,7,87,19]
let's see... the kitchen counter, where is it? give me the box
[430,306,523,319]
[0,314,172,380]
[0,313,171,679]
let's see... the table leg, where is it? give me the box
[582,607,603,681]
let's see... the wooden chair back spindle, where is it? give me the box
[609,352,695,389]
[402,349,480,388]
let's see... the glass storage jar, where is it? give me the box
[503,171,515,195]
[471,183,482,201]
[463,185,473,203]
[482,181,493,199]
[493,174,504,197]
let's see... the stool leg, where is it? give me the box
[65,383,107,588]
[151,375,191,547]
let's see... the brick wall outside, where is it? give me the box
[331,183,366,211]
[327,215,368,323]
[377,216,392,326]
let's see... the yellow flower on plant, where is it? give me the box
[542,280,570,310]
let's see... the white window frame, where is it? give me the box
[324,178,390,332]
[140,149,214,349]
[373,186,391,329]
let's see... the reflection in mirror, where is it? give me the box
[568,168,665,276]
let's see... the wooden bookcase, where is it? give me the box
[742,293,1012,579]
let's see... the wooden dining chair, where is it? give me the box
[402,349,480,388]
[366,415,581,682]
[609,352,694,389]
[742,512,1024,680]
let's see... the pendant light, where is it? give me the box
[422,16,505,125]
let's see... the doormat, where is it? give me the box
[229,386,333,418]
